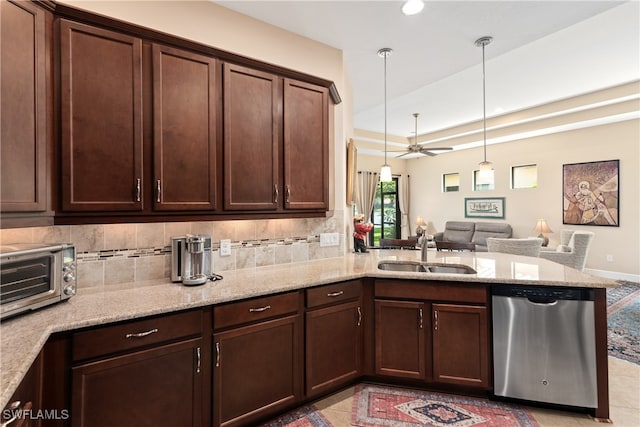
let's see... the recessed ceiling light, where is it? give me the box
[402,0,424,16]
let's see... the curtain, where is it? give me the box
[398,175,410,238]
[345,139,358,206]
[355,171,378,221]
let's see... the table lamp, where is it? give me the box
[415,216,427,237]
[533,219,553,247]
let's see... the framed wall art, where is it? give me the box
[563,159,619,226]
[464,197,505,219]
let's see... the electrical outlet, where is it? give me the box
[220,239,231,257]
[606,254,614,262]
[320,233,339,247]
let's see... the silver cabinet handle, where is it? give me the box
[434,309,438,331]
[135,178,141,202]
[419,308,424,329]
[196,347,201,373]
[274,184,279,203]
[327,291,344,297]
[249,305,271,313]
[286,185,291,203]
[1,401,21,427]
[215,342,220,368]
[156,179,161,203]
[125,328,158,339]
[357,306,362,327]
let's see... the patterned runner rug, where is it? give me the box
[607,280,640,365]
[351,384,539,427]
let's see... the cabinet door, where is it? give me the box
[1,0,47,213]
[71,338,203,427]
[432,303,489,388]
[375,299,426,380]
[283,79,328,210]
[1,351,42,427]
[152,44,217,211]
[213,315,302,427]
[306,300,362,398]
[223,63,279,211]
[60,20,143,212]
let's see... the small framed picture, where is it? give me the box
[464,197,505,219]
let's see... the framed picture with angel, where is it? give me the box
[562,159,619,226]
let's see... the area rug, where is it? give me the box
[352,384,539,427]
[607,280,640,365]
[259,405,332,427]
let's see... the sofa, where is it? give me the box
[433,221,513,252]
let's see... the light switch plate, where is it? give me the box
[320,233,339,247]
[220,239,231,257]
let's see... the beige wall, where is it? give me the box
[407,118,639,278]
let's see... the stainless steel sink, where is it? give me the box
[377,261,476,274]
[377,261,427,272]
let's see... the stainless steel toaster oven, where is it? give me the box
[0,243,76,320]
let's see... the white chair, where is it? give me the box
[486,237,543,257]
[539,230,594,271]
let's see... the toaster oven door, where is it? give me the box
[1,253,57,319]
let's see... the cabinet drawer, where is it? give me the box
[306,280,361,308]
[72,309,202,361]
[214,292,299,330]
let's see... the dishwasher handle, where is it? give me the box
[527,296,558,304]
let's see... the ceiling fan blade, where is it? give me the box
[395,151,411,158]
[420,146,453,152]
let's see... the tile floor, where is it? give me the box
[310,357,640,426]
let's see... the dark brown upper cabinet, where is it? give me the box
[152,44,218,211]
[223,63,280,211]
[1,0,50,219]
[59,19,144,212]
[283,79,328,210]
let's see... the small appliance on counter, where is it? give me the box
[171,235,212,286]
[0,243,77,319]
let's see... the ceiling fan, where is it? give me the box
[391,113,453,158]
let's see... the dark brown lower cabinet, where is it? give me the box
[432,303,489,388]
[213,315,303,427]
[305,300,362,398]
[71,338,203,427]
[1,351,42,427]
[375,299,426,380]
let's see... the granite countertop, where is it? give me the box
[0,250,617,408]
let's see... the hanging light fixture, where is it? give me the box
[378,47,393,182]
[475,36,493,175]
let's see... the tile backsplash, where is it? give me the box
[0,212,345,289]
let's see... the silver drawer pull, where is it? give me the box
[249,305,271,313]
[1,401,21,427]
[357,306,362,326]
[125,328,158,339]
[327,291,344,297]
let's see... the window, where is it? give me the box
[473,169,494,191]
[511,164,537,189]
[443,173,460,192]
[370,177,401,246]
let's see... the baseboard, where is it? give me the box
[584,268,640,283]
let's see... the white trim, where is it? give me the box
[584,268,640,283]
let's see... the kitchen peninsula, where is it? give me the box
[0,251,617,425]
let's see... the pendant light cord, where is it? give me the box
[481,41,487,163]
[384,52,388,165]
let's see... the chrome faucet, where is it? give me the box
[421,239,428,262]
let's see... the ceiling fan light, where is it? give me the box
[380,165,393,182]
[402,0,424,16]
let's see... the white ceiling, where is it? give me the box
[215,1,639,145]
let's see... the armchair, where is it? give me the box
[539,230,594,271]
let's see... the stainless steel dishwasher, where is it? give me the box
[492,285,597,408]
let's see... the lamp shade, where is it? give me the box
[416,216,427,227]
[380,165,392,182]
[533,219,553,234]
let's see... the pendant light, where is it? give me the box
[475,36,493,174]
[378,47,393,182]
